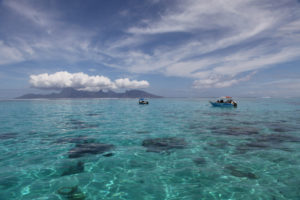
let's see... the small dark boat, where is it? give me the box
[139,98,149,104]
[210,96,237,107]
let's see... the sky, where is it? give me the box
[0,0,300,98]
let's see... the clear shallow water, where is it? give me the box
[0,98,300,200]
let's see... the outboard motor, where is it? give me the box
[233,101,237,107]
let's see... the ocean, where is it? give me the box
[0,98,300,200]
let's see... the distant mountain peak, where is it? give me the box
[16,88,162,99]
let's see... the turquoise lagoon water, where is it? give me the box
[0,98,300,200]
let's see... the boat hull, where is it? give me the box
[210,101,235,107]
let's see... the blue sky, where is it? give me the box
[0,0,300,98]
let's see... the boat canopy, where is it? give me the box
[220,96,232,99]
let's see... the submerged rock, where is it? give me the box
[245,142,269,149]
[57,185,85,200]
[188,124,202,130]
[103,153,114,157]
[55,136,95,144]
[273,128,287,133]
[139,179,145,184]
[0,132,18,140]
[86,113,101,116]
[235,142,270,154]
[0,176,19,189]
[136,130,151,134]
[225,166,257,179]
[142,137,187,153]
[28,131,39,136]
[66,119,98,129]
[240,121,257,125]
[215,126,259,136]
[193,157,206,165]
[72,124,98,130]
[265,121,296,133]
[257,134,300,144]
[228,126,259,136]
[68,143,115,158]
[235,133,299,154]
[68,119,85,126]
[208,140,230,148]
[61,161,84,176]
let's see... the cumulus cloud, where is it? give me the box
[29,71,149,91]
[115,78,149,89]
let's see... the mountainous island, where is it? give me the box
[16,88,162,99]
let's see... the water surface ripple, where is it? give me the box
[0,98,300,199]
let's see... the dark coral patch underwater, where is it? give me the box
[68,143,115,158]
[142,137,187,153]
[57,185,85,200]
[225,166,257,179]
[66,119,99,129]
[0,132,18,140]
[235,133,300,154]
[212,126,260,136]
[55,136,96,144]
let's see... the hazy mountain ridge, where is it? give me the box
[16,88,162,99]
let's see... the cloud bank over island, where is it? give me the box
[29,71,149,92]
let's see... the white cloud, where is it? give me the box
[29,71,149,91]
[2,0,300,91]
[193,71,256,88]
[2,0,98,64]
[115,78,149,89]
[116,0,300,88]
[0,41,25,65]
[4,0,57,29]
[88,68,96,72]
[263,79,300,90]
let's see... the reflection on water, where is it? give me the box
[0,98,300,199]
